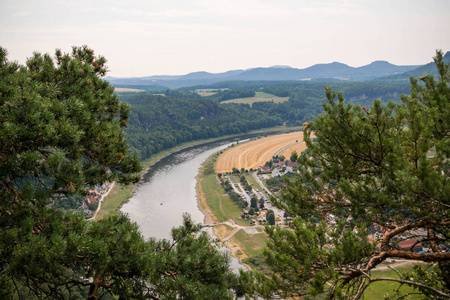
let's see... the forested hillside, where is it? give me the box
[119,80,412,160]
[118,93,282,159]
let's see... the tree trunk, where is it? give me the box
[87,273,102,300]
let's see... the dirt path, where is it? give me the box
[89,182,115,221]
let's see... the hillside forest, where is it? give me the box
[121,80,414,160]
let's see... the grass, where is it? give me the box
[221,197,245,219]
[196,90,218,97]
[221,92,289,107]
[202,174,228,222]
[235,218,252,226]
[232,229,268,257]
[214,224,235,239]
[96,184,134,219]
[195,88,228,97]
[198,152,246,223]
[363,263,428,299]
[245,173,259,189]
[232,229,269,258]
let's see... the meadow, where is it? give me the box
[221,91,289,107]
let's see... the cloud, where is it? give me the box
[12,11,30,17]
[110,7,201,18]
[195,0,292,18]
[299,1,368,17]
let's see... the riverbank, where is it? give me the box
[98,126,300,219]
[196,150,269,272]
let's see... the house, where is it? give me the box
[87,189,99,198]
[86,197,97,204]
[375,239,423,252]
[398,239,423,251]
[260,166,271,173]
[285,166,293,173]
[80,202,89,213]
[272,168,281,177]
[286,160,298,168]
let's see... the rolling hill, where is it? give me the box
[106,53,450,89]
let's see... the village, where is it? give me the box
[217,152,428,267]
[219,155,299,228]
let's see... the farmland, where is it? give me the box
[221,91,289,107]
[114,87,145,92]
[278,140,308,158]
[215,131,304,173]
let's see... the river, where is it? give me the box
[120,137,255,270]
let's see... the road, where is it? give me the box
[227,177,251,205]
[252,171,273,196]
[251,172,286,222]
[88,182,115,221]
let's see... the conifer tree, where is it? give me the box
[264,51,450,299]
[0,47,251,299]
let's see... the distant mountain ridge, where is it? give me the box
[107,52,449,89]
[374,51,450,82]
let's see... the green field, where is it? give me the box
[96,184,134,219]
[221,92,289,107]
[199,153,245,222]
[363,263,429,299]
[221,196,245,219]
[232,228,270,272]
[232,229,268,257]
[195,88,227,97]
[202,174,228,222]
[235,218,252,226]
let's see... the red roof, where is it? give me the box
[286,160,298,168]
[87,198,97,204]
[398,239,422,251]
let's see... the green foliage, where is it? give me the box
[164,88,202,99]
[121,78,411,161]
[266,212,275,226]
[119,92,282,160]
[265,172,296,189]
[221,180,248,208]
[251,197,258,208]
[0,47,254,299]
[206,89,256,102]
[264,51,450,299]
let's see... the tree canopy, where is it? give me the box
[0,47,252,299]
[265,51,450,299]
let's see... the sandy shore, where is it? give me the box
[196,174,216,225]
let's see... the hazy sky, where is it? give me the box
[1,0,449,77]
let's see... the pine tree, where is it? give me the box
[0,47,252,299]
[264,51,450,299]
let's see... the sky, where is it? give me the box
[1,0,449,77]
